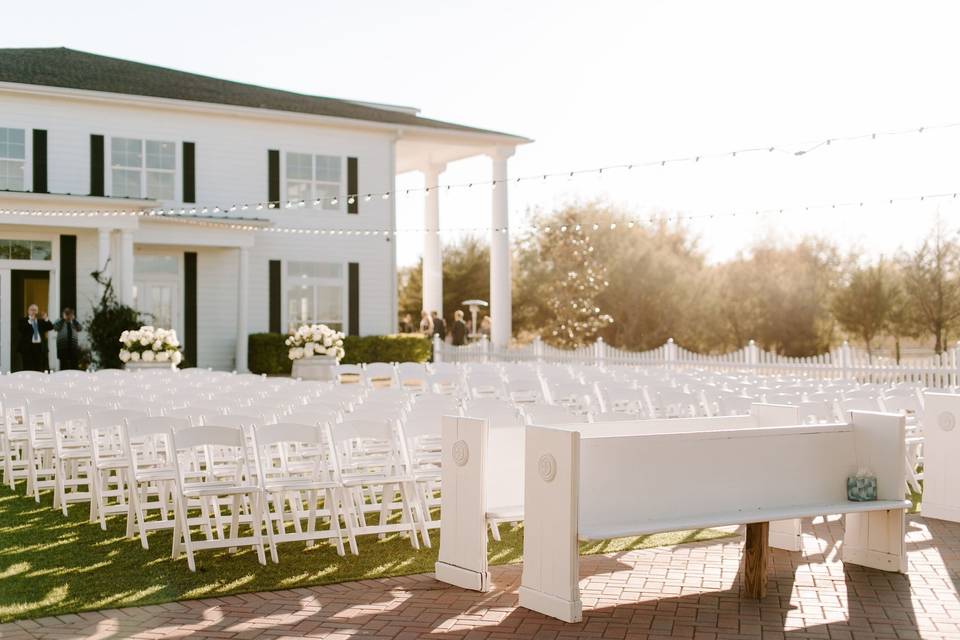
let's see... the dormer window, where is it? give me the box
[285,153,342,210]
[111,137,176,200]
[0,127,25,191]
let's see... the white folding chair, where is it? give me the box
[329,418,430,550]
[170,425,267,571]
[122,416,189,548]
[87,409,148,529]
[252,422,352,561]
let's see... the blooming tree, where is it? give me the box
[539,218,613,348]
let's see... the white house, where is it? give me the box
[0,47,529,371]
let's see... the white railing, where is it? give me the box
[434,335,960,387]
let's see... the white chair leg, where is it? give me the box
[252,492,267,566]
[263,491,279,564]
[397,482,420,550]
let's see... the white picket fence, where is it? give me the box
[434,335,960,387]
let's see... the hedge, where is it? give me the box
[247,333,433,375]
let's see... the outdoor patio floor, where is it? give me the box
[1,515,958,640]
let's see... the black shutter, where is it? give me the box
[90,134,104,196]
[184,252,198,367]
[32,129,48,193]
[348,262,359,336]
[268,149,280,206]
[269,259,282,333]
[59,235,77,312]
[182,141,196,203]
[347,157,358,214]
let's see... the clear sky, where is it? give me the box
[6,0,960,265]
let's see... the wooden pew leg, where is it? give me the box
[743,521,769,598]
[842,509,906,573]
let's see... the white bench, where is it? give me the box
[919,392,960,522]
[434,404,803,591]
[519,411,909,622]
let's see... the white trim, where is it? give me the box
[0,82,532,146]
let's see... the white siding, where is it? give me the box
[0,89,403,369]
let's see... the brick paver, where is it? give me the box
[2,515,959,639]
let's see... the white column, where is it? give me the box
[422,162,446,317]
[119,229,134,306]
[97,228,112,300]
[235,247,250,372]
[489,147,514,347]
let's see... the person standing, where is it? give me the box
[399,313,414,334]
[419,310,434,336]
[479,315,492,338]
[431,310,447,341]
[18,304,54,372]
[53,307,83,371]
[451,310,467,346]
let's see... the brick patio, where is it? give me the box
[1,515,958,640]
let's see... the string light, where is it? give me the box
[2,117,951,225]
[2,186,958,237]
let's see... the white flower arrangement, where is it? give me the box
[285,323,345,361]
[118,326,183,366]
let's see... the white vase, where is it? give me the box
[125,361,175,371]
[291,356,337,381]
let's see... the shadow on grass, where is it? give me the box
[0,482,732,622]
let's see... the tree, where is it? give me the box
[531,207,613,347]
[397,236,491,328]
[831,259,898,358]
[86,263,141,369]
[885,268,921,363]
[899,222,960,354]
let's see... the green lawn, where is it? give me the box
[0,482,732,622]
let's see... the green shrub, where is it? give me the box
[86,267,141,369]
[341,334,432,365]
[247,333,432,375]
[247,333,292,375]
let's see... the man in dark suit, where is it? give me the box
[53,307,83,370]
[18,304,54,372]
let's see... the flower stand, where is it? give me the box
[125,361,175,371]
[292,356,337,381]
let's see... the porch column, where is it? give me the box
[97,228,112,300]
[489,147,514,347]
[422,162,446,317]
[235,247,250,372]
[119,229,134,306]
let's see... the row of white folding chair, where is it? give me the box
[120,415,427,569]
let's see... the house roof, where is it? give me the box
[0,47,528,141]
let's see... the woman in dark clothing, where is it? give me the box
[53,307,83,370]
[451,310,468,346]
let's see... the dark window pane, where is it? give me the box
[31,241,52,261]
[0,240,9,259]
[10,240,30,259]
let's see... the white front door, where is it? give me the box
[132,253,181,333]
[134,281,177,330]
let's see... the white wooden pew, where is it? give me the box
[434,405,802,591]
[519,411,909,622]
[920,392,960,522]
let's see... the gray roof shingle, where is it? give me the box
[0,47,527,140]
